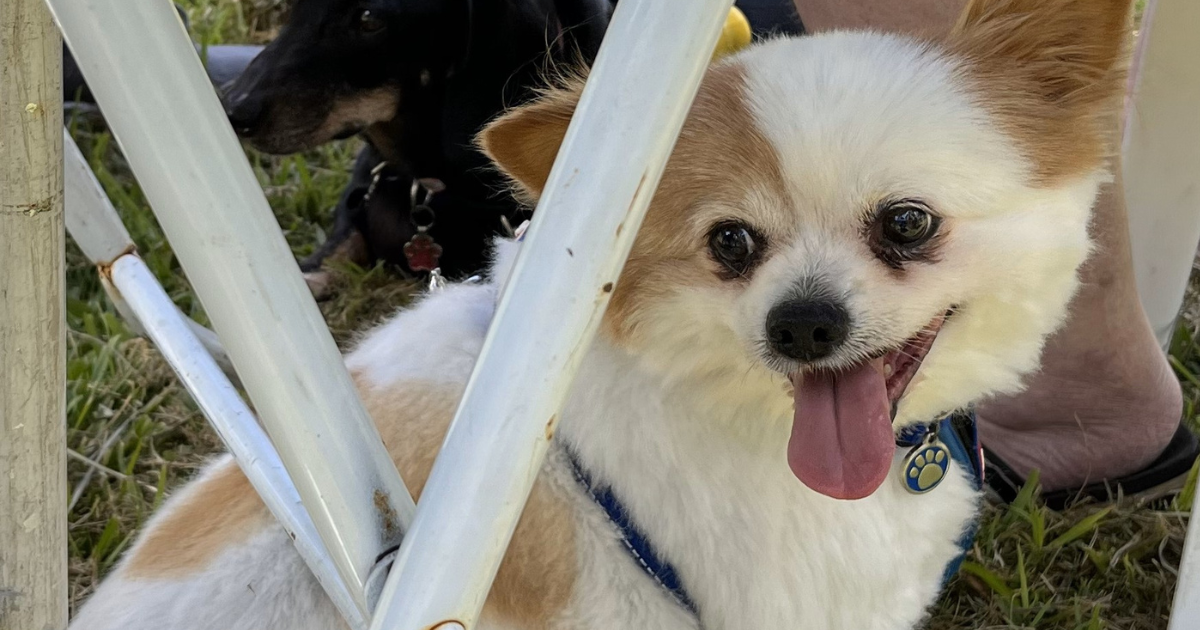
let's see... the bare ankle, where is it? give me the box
[977,352,1181,490]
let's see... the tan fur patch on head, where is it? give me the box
[606,63,786,343]
[124,459,273,578]
[358,378,577,629]
[944,0,1132,186]
[317,87,400,142]
[479,62,785,344]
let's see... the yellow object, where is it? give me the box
[712,7,753,61]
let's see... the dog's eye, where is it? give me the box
[868,199,943,269]
[708,221,762,278]
[878,201,938,247]
[357,9,387,33]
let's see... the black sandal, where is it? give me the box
[984,423,1200,509]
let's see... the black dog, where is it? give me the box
[221,0,804,287]
[222,0,613,282]
[65,1,801,286]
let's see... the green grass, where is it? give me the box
[64,2,1196,627]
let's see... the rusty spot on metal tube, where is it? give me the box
[616,172,651,236]
[545,415,557,440]
[374,489,401,539]
[629,173,650,207]
[96,246,139,281]
[601,282,613,293]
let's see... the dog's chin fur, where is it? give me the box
[72,1,1131,628]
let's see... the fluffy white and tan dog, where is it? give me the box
[72,0,1131,627]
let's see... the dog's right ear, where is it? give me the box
[477,82,583,201]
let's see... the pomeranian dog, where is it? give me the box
[72,0,1130,627]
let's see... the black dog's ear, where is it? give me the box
[554,0,612,61]
[477,80,583,201]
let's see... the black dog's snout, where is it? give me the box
[223,90,264,138]
[766,300,850,362]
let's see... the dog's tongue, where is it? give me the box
[788,363,894,500]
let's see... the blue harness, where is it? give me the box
[565,450,700,615]
[565,411,983,619]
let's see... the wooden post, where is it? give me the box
[0,0,66,627]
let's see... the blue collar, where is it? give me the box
[896,410,984,583]
[897,410,983,485]
[563,410,982,619]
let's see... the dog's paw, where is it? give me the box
[903,445,949,493]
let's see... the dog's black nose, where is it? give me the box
[223,91,263,138]
[766,300,850,362]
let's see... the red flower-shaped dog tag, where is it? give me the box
[404,233,443,272]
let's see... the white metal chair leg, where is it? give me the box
[64,131,240,383]
[1124,0,1200,349]
[1127,2,1200,626]
[47,0,415,616]
[110,256,367,629]
[368,1,734,628]
[64,130,364,628]
[1172,496,1200,630]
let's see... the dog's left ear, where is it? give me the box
[477,81,583,201]
[947,0,1132,184]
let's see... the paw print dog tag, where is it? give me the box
[902,432,951,494]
